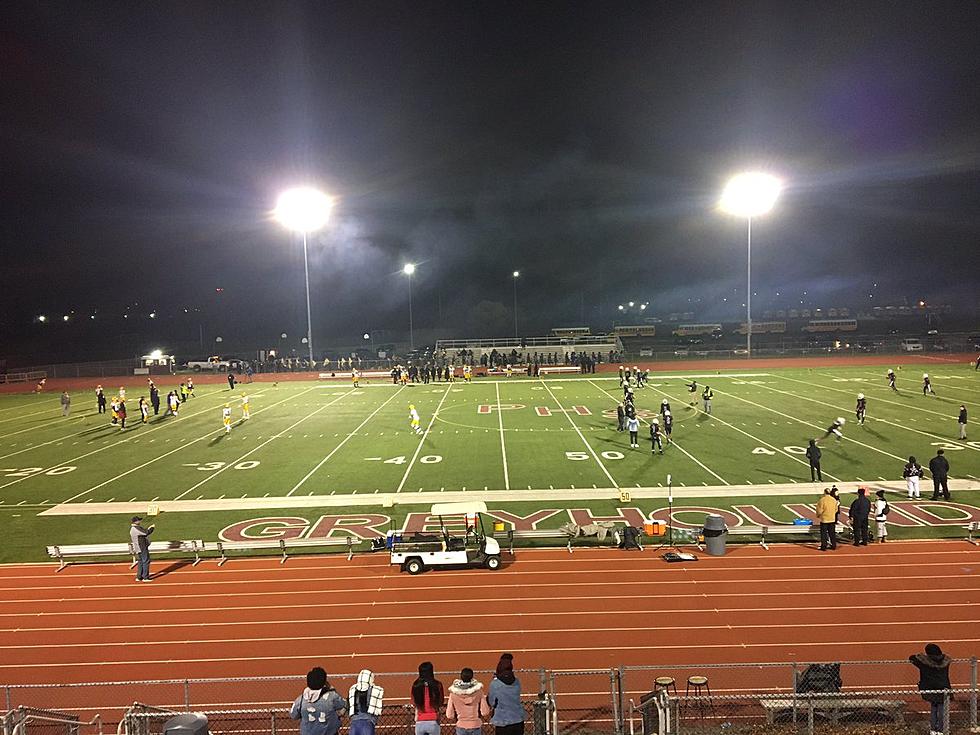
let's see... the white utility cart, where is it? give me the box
[391,501,502,574]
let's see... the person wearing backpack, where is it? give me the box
[873,489,890,543]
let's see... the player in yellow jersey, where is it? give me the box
[240,393,250,420]
[352,369,359,388]
[409,404,423,435]
[223,403,233,433]
[187,377,195,398]
[463,365,472,383]
[138,396,149,423]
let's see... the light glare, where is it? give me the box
[719,172,782,217]
[274,187,334,233]
[403,263,416,275]
[513,270,520,278]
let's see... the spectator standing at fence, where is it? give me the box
[446,668,490,735]
[348,669,384,735]
[904,456,924,498]
[815,488,838,551]
[909,643,952,735]
[848,487,871,546]
[60,391,71,417]
[489,653,524,735]
[412,662,444,735]
[873,489,890,543]
[129,516,154,582]
[958,404,968,440]
[929,449,951,500]
[806,439,822,481]
[291,667,346,735]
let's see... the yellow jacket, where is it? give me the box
[815,494,839,523]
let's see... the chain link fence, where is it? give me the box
[4,662,978,735]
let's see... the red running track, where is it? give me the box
[1,541,978,713]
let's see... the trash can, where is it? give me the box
[163,713,209,735]
[702,514,727,556]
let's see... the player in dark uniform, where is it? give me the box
[616,403,625,432]
[886,369,897,392]
[662,409,673,444]
[820,417,846,444]
[687,380,698,405]
[660,398,671,417]
[649,418,664,454]
[922,373,935,396]
[855,393,867,425]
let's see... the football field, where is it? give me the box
[1,362,978,561]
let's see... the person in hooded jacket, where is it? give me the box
[446,667,490,735]
[348,669,384,735]
[488,653,524,735]
[909,643,952,734]
[412,661,445,735]
[290,667,346,735]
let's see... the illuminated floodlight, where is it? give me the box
[513,270,520,278]
[403,263,416,276]
[640,304,647,310]
[149,349,163,360]
[62,315,69,322]
[628,301,634,307]
[149,312,156,319]
[37,315,47,323]
[274,187,334,233]
[363,333,371,340]
[719,172,782,217]
[618,305,624,311]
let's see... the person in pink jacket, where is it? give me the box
[446,668,491,735]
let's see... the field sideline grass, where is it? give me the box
[0,363,977,562]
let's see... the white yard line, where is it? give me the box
[541,379,619,488]
[58,386,321,504]
[175,390,356,500]
[696,381,910,463]
[287,387,404,496]
[587,380,730,485]
[773,373,980,452]
[495,382,511,490]
[395,384,454,493]
[0,388,232,464]
[0,388,277,491]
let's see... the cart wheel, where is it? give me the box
[486,555,501,570]
[405,558,424,575]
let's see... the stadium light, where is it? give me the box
[37,315,47,323]
[274,186,335,365]
[403,263,416,349]
[149,349,163,360]
[719,171,783,358]
[512,270,520,338]
[618,305,624,311]
[62,315,69,322]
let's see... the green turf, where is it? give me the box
[0,363,978,562]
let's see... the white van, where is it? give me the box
[900,338,923,352]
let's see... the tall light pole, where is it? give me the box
[512,270,520,338]
[274,187,334,364]
[403,263,416,350]
[719,172,782,358]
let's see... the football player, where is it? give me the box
[650,417,664,454]
[819,417,846,444]
[138,396,149,424]
[409,404,423,435]
[663,409,673,443]
[241,393,250,420]
[222,403,233,433]
[886,369,898,392]
[660,398,671,417]
[855,393,867,425]
[922,373,935,396]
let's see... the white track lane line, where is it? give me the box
[5,638,980,670]
[175,389,357,500]
[495,382,510,490]
[540,378,619,488]
[587,380,729,485]
[396,383,453,492]
[0,388,274,490]
[61,386,321,504]
[287,387,405,496]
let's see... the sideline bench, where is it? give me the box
[504,529,628,554]
[46,540,204,572]
[713,523,846,551]
[538,366,582,375]
[215,536,360,565]
[758,694,905,725]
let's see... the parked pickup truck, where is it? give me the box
[184,356,241,372]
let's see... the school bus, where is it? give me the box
[801,319,858,333]
[672,323,722,337]
[551,327,591,338]
[613,325,657,337]
[734,321,786,335]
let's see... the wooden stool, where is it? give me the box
[653,676,678,698]
[685,675,715,718]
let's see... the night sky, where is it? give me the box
[2,1,979,359]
